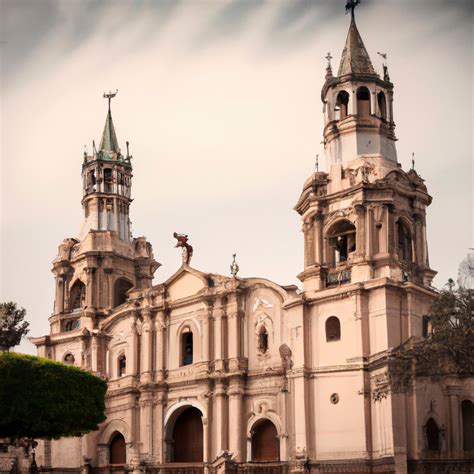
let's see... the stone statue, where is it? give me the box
[173,232,193,265]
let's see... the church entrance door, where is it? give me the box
[172,407,203,462]
[251,419,280,461]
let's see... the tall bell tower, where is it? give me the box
[49,93,160,338]
[295,3,436,294]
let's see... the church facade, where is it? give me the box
[31,7,473,474]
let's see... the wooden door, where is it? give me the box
[110,432,126,464]
[251,419,279,461]
[173,407,203,462]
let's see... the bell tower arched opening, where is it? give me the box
[397,220,413,262]
[69,280,85,311]
[251,419,280,461]
[377,91,387,120]
[327,220,356,267]
[336,90,350,120]
[114,278,133,307]
[356,87,371,117]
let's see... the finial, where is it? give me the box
[126,141,130,157]
[103,89,118,111]
[377,52,390,81]
[411,152,415,170]
[325,52,333,79]
[230,253,240,277]
[173,232,193,266]
[325,52,333,68]
[92,140,97,155]
[315,154,319,173]
[345,0,360,17]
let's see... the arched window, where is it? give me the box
[114,278,133,307]
[109,432,126,465]
[326,316,341,342]
[258,326,269,354]
[104,168,113,193]
[181,328,193,366]
[422,315,431,338]
[172,407,203,462]
[426,418,440,451]
[377,91,387,120]
[327,220,356,267]
[397,220,413,262]
[357,87,371,117]
[462,400,474,451]
[251,419,280,461]
[70,280,85,310]
[336,90,350,120]
[118,354,126,377]
[63,353,75,365]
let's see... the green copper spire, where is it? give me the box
[338,13,376,77]
[98,90,121,160]
[99,109,120,155]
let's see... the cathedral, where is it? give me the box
[30,5,473,474]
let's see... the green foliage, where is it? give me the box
[0,302,29,351]
[0,352,107,439]
[392,284,474,377]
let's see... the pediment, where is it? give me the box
[165,266,208,301]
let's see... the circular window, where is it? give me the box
[330,393,340,404]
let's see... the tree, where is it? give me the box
[0,352,107,440]
[0,302,29,351]
[391,283,474,377]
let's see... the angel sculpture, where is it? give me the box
[173,232,193,265]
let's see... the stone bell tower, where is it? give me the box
[49,92,160,338]
[295,4,436,294]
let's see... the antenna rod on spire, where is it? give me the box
[103,89,118,112]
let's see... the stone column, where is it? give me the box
[155,310,166,382]
[213,380,227,457]
[228,378,244,461]
[91,335,98,373]
[303,218,315,267]
[315,213,324,264]
[154,390,166,463]
[84,268,95,309]
[227,294,240,368]
[202,300,213,362]
[130,314,138,376]
[446,386,461,455]
[141,308,153,383]
[355,204,366,257]
[140,390,154,459]
[214,304,224,371]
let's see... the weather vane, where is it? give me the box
[345,0,360,16]
[103,89,118,111]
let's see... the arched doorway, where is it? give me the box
[172,407,203,462]
[109,432,126,464]
[251,419,279,461]
[462,400,474,451]
[426,418,440,451]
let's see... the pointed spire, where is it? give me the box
[99,108,120,155]
[338,13,376,77]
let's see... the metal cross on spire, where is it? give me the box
[103,89,118,111]
[325,52,333,68]
[345,0,360,16]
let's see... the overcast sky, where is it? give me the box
[1,0,472,354]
